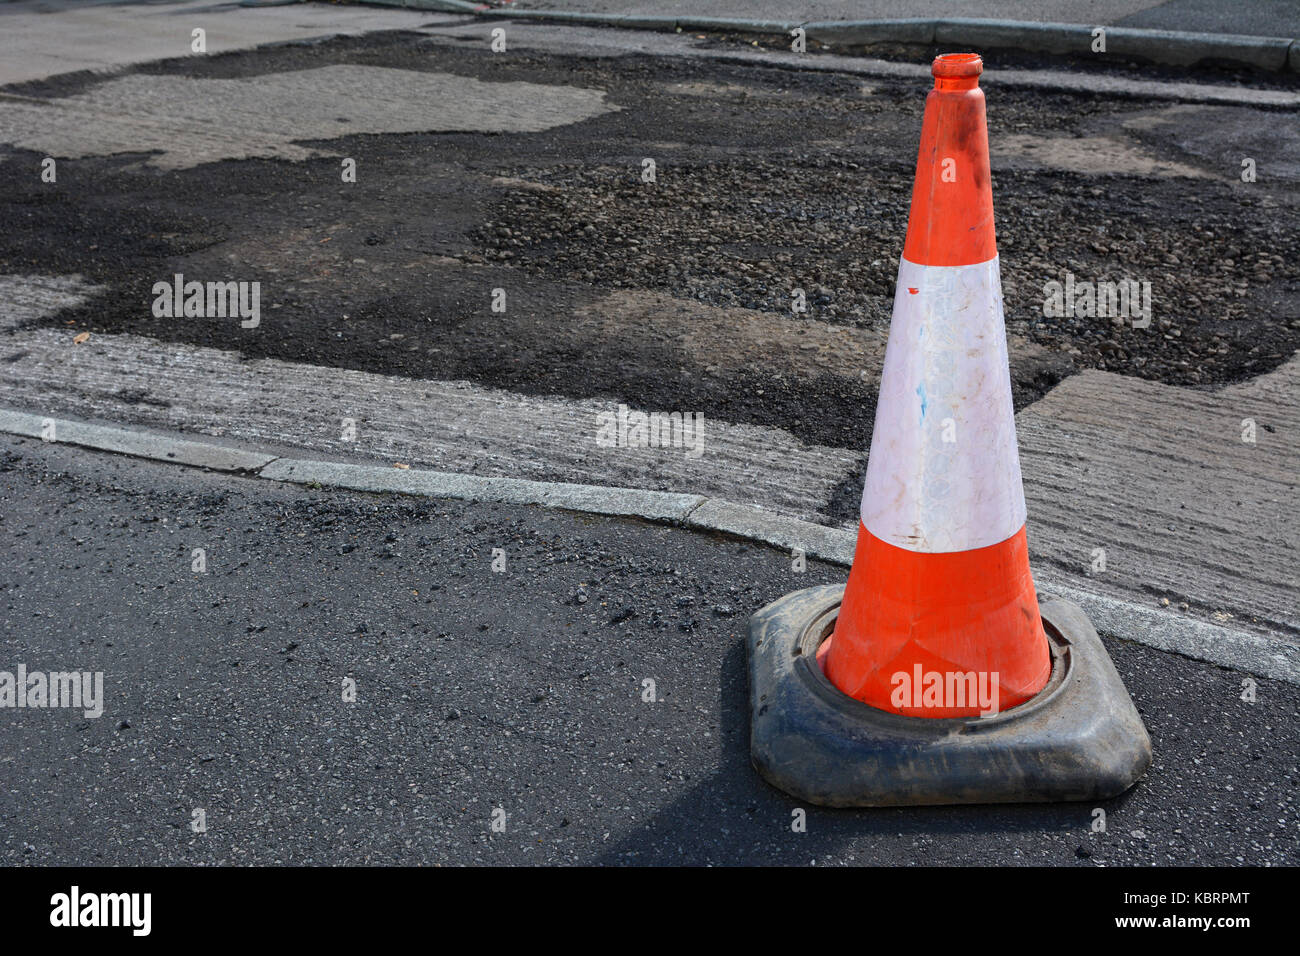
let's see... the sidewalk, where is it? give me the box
[485,0,1300,39]
[442,0,1300,72]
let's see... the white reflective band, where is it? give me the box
[861,255,1027,553]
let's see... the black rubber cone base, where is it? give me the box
[747,584,1152,807]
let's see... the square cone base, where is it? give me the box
[747,584,1152,807]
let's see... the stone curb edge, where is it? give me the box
[3,407,1295,684]
[344,1,1300,73]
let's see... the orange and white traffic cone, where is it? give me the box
[745,54,1151,807]
[816,52,1050,719]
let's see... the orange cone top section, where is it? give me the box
[902,54,997,268]
[823,54,1049,718]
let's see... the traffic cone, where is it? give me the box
[816,51,1050,718]
[744,54,1151,807]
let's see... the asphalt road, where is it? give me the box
[1,435,1296,865]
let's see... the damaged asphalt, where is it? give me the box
[2,28,1298,474]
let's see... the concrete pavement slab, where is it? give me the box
[1016,356,1300,640]
[1116,0,1300,39]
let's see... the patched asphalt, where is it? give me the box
[1,437,1295,866]
[2,28,1297,465]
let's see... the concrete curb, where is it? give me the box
[350,0,482,12]
[927,19,1294,72]
[260,457,706,522]
[682,498,854,565]
[1033,571,1300,688]
[3,408,1295,685]
[0,409,276,473]
[428,5,1300,73]
[803,18,934,47]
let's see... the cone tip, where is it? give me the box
[931,54,982,91]
[932,53,983,78]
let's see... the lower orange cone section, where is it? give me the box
[818,523,1050,718]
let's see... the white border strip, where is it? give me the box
[863,256,1026,552]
